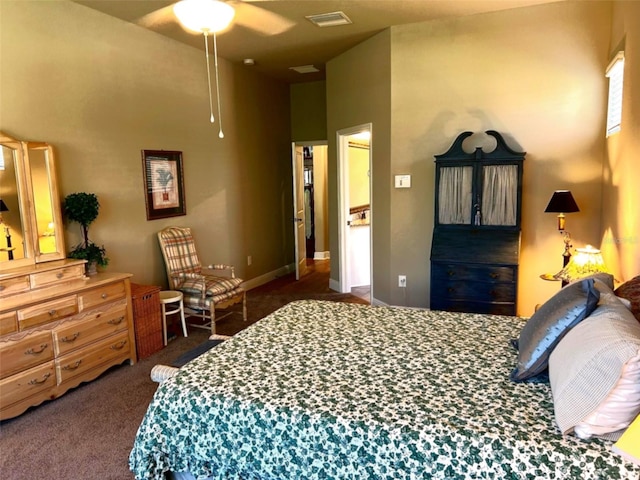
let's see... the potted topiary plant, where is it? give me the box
[63,192,109,275]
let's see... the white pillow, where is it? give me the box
[574,350,640,439]
[549,288,640,440]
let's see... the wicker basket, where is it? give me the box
[131,284,163,360]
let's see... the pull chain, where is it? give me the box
[203,31,215,123]
[213,32,224,138]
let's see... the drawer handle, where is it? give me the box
[62,360,82,371]
[25,343,49,355]
[101,293,108,300]
[447,287,455,293]
[48,309,58,317]
[108,316,125,326]
[489,272,499,279]
[447,271,455,276]
[0,285,5,292]
[56,272,64,279]
[28,373,51,385]
[61,332,80,343]
[110,340,127,351]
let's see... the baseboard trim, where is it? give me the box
[242,263,295,291]
[313,251,330,260]
[328,278,342,293]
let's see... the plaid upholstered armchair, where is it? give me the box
[157,227,246,334]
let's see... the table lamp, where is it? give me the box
[553,245,609,283]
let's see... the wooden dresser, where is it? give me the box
[0,259,136,420]
[430,131,524,316]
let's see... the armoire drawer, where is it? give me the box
[56,330,130,384]
[431,263,516,283]
[17,295,78,330]
[430,298,516,316]
[431,280,516,302]
[78,282,126,311]
[0,361,56,407]
[53,305,128,356]
[0,330,54,379]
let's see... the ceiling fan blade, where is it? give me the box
[231,1,295,36]
[137,4,177,29]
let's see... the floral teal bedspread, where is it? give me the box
[129,300,640,480]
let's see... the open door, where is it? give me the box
[292,144,307,280]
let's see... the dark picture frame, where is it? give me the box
[142,150,186,220]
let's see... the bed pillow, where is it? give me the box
[510,278,599,382]
[615,275,640,323]
[549,290,640,440]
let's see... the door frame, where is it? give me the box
[336,123,372,295]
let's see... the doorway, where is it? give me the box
[291,142,328,280]
[337,124,372,302]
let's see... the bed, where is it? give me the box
[130,295,640,479]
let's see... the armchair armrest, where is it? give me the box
[205,264,236,278]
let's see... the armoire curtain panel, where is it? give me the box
[481,165,517,225]
[438,166,472,224]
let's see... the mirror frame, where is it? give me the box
[0,132,66,271]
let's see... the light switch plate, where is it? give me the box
[394,174,411,188]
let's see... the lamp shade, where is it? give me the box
[544,190,580,213]
[554,245,609,282]
[173,0,235,34]
[0,199,8,212]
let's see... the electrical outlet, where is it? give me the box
[398,275,407,288]
[247,255,252,266]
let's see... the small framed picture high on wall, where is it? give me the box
[142,150,186,220]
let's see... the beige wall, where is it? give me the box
[329,1,623,314]
[602,1,640,283]
[311,145,329,255]
[290,81,327,141]
[348,145,370,209]
[327,29,392,299]
[0,0,294,288]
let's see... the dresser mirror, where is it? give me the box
[0,132,66,271]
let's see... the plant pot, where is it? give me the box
[86,261,98,276]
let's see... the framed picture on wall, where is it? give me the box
[142,150,186,220]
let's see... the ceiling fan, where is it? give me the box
[139,0,294,138]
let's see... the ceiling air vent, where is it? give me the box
[305,11,352,27]
[289,65,320,74]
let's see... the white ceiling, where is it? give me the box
[72,0,562,83]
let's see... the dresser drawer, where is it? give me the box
[17,295,78,330]
[431,263,516,283]
[0,361,56,407]
[30,264,86,289]
[78,282,126,311]
[0,330,54,379]
[0,311,17,336]
[0,275,30,298]
[53,305,128,356]
[56,330,130,384]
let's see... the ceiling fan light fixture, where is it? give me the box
[173,0,235,34]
